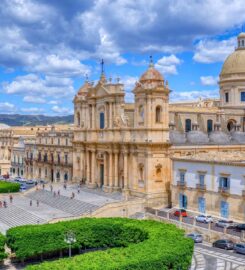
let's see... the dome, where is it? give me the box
[220,49,245,76]
[238,32,245,39]
[139,66,164,82]
[77,81,92,96]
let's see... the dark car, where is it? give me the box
[234,243,245,254]
[174,209,187,217]
[212,239,234,250]
[235,224,245,231]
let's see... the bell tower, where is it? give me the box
[133,56,170,142]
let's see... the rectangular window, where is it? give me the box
[241,92,245,102]
[180,172,185,183]
[199,174,205,186]
[225,92,229,103]
[100,112,105,129]
[219,176,230,189]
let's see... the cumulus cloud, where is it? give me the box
[193,37,236,63]
[3,74,75,99]
[20,107,44,114]
[23,96,46,104]
[0,102,16,113]
[51,105,73,115]
[170,89,219,102]
[200,76,219,86]
[155,55,181,75]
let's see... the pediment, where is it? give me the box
[89,83,110,97]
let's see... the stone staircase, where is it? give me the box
[0,205,46,228]
[26,190,99,216]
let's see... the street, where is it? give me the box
[191,243,245,270]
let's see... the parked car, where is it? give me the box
[20,184,26,191]
[195,215,213,223]
[234,243,245,254]
[26,179,35,185]
[235,224,245,231]
[216,220,236,229]
[212,239,234,250]
[174,209,187,217]
[186,233,203,243]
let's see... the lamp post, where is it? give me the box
[64,231,76,257]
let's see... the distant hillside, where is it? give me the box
[0,114,74,126]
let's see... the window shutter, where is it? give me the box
[219,177,222,188]
[227,178,230,189]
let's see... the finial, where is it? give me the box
[166,80,169,87]
[101,59,104,75]
[149,55,154,67]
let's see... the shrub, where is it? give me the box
[7,218,193,270]
[0,233,7,262]
[0,181,20,193]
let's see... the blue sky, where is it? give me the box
[0,0,245,115]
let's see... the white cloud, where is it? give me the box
[51,105,73,115]
[32,54,91,77]
[200,76,219,86]
[155,55,181,75]
[3,74,75,100]
[170,89,219,102]
[0,102,16,113]
[193,37,236,63]
[20,107,44,114]
[23,96,46,104]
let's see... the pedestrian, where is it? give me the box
[42,184,45,190]
[30,200,32,206]
[77,187,80,194]
[3,200,7,208]
[64,183,67,190]
[72,192,75,199]
[9,194,13,203]
[57,190,60,196]
[36,200,39,207]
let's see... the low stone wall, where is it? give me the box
[146,213,244,243]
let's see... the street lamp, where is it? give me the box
[64,231,76,257]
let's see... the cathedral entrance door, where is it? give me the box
[100,164,104,187]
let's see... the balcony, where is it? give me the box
[218,187,230,196]
[196,183,206,191]
[177,181,186,189]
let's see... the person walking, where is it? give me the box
[30,200,32,206]
[9,194,13,203]
[3,200,7,208]
[57,190,60,196]
[36,200,39,207]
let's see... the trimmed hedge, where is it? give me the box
[0,233,7,262]
[0,181,20,193]
[7,218,194,270]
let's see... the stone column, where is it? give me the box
[123,150,128,189]
[91,149,96,187]
[103,152,107,186]
[109,151,113,189]
[109,102,113,128]
[114,150,119,189]
[92,104,96,129]
[86,150,90,184]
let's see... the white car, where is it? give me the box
[195,215,213,223]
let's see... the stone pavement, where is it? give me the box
[0,183,123,234]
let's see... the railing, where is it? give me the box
[176,181,186,188]
[145,207,244,240]
[218,187,230,196]
[196,184,206,191]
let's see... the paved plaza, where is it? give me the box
[0,183,123,234]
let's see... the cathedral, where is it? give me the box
[72,32,245,207]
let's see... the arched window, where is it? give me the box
[100,112,105,129]
[139,105,144,123]
[185,119,192,132]
[77,112,80,127]
[155,106,162,123]
[207,119,213,133]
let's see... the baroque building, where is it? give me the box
[73,59,171,205]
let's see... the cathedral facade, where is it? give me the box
[73,32,245,208]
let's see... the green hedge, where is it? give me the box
[0,233,7,262]
[7,218,194,270]
[0,181,20,193]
